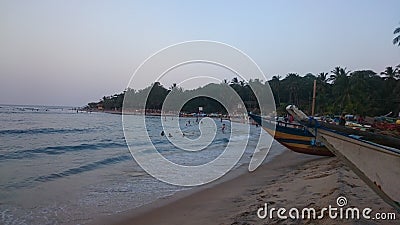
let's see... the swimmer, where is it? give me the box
[168,133,173,137]
[161,131,165,136]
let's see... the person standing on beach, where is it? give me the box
[339,113,346,126]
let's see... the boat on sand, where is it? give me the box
[286,105,400,212]
[249,113,334,157]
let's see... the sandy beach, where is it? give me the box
[94,149,398,225]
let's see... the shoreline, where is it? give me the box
[94,149,398,225]
[90,146,287,225]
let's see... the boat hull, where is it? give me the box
[286,105,400,211]
[249,114,333,157]
[315,128,400,211]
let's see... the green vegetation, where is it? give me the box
[87,66,400,117]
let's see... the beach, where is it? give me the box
[99,149,398,225]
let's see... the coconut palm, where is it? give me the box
[314,72,332,113]
[329,67,340,83]
[270,75,282,105]
[328,67,351,111]
[284,73,301,105]
[317,72,329,83]
[396,65,400,79]
[348,70,377,114]
[380,67,400,114]
[169,83,177,90]
[231,77,239,84]
[329,66,350,83]
[393,25,400,46]
[381,66,397,80]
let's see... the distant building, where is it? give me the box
[97,103,104,110]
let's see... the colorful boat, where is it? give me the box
[249,113,334,157]
[286,105,400,212]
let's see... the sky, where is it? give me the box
[1,0,399,106]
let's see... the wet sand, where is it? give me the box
[98,149,398,225]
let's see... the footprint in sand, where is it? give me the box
[303,171,334,180]
[232,198,245,203]
[340,179,360,188]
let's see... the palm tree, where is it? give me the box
[270,75,282,105]
[317,72,329,83]
[349,70,377,114]
[328,67,340,83]
[328,67,351,112]
[231,77,239,84]
[380,66,397,80]
[285,73,301,105]
[329,66,350,83]
[393,25,400,46]
[169,83,177,90]
[396,65,400,79]
[315,72,330,113]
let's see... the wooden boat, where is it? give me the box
[286,105,400,211]
[249,113,334,157]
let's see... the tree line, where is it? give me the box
[87,65,400,117]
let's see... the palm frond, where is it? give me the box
[394,27,400,34]
[393,35,400,46]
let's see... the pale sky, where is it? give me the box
[1,0,399,106]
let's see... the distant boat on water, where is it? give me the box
[286,105,400,212]
[249,113,334,157]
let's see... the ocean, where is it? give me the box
[0,105,283,225]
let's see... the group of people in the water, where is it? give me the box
[160,118,227,136]
[160,130,173,137]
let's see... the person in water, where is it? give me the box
[161,131,165,136]
[222,123,226,133]
[168,133,173,137]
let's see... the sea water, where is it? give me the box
[0,105,284,224]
